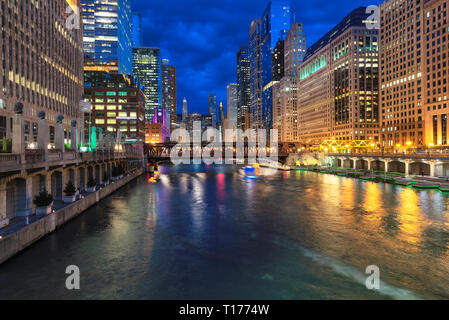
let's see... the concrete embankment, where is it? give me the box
[0,169,143,265]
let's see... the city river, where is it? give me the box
[0,164,448,299]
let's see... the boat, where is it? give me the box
[394,181,414,187]
[360,176,376,181]
[439,186,449,193]
[412,184,440,190]
[243,166,255,173]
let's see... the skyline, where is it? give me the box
[132,0,376,115]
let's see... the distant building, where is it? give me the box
[146,123,170,144]
[227,84,238,129]
[132,47,162,121]
[81,0,133,74]
[284,22,306,76]
[208,94,217,128]
[132,13,143,47]
[162,60,177,133]
[182,98,188,122]
[272,76,298,143]
[84,71,146,143]
[237,47,251,130]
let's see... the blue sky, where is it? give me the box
[132,0,377,115]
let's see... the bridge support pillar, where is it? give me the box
[404,160,411,177]
[384,160,389,173]
[367,159,372,171]
[0,183,9,228]
[430,161,436,177]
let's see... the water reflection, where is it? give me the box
[0,165,448,299]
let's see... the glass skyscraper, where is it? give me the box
[132,13,143,47]
[81,0,133,75]
[250,0,293,130]
[208,94,217,128]
[237,47,251,130]
[132,47,163,122]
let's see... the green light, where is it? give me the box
[91,126,97,150]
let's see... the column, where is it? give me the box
[19,176,34,217]
[367,159,372,171]
[0,183,9,228]
[384,160,389,173]
[352,158,357,170]
[55,115,65,153]
[12,103,25,155]
[71,120,78,151]
[37,111,49,160]
[430,161,436,177]
[405,161,410,177]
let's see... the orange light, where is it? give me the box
[396,144,401,148]
[406,141,412,146]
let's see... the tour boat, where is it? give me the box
[394,181,415,187]
[438,186,449,193]
[412,183,440,190]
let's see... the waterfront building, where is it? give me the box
[132,47,162,121]
[298,7,379,147]
[132,13,143,47]
[84,71,146,143]
[249,0,293,130]
[0,0,84,147]
[146,123,170,144]
[162,60,177,133]
[380,0,448,148]
[284,22,307,76]
[81,0,133,75]
[422,0,449,146]
[208,94,217,128]
[237,47,251,130]
[227,84,238,129]
[273,76,298,143]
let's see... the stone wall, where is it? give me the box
[0,169,143,265]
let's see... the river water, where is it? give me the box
[0,164,448,300]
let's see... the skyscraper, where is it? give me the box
[237,47,251,130]
[284,22,306,76]
[132,13,143,47]
[132,47,162,122]
[81,0,133,75]
[182,98,188,122]
[162,60,177,133]
[208,94,217,128]
[227,84,238,129]
[249,0,293,130]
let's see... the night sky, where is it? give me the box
[132,0,377,115]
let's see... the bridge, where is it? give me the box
[144,142,290,164]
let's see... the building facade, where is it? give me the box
[132,13,143,47]
[208,93,217,128]
[227,84,238,129]
[273,76,298,143]
[81,0,133,75]
[284,22,307,76]
[237,47,251,130]
[84,71,146,143]
[162,60,177,133]
[298,7,379,146]
[272,40,285,82]
[0,0,84,146]
[132,47,162,122]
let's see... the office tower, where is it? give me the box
[81,0,133,75]
[0,0,84,145]
[237,47,251,130]
[272,76,298,143]
[84,71,146,142]
[132,13,143,47]
[422,0,449,146]
[272,40,285,81]
[380,0,448,148]
[227,84,238,129]
[208,94,217,128]
[298,7,379,146]
[249,0,293,130]
[182,98,188,122]
[132,47,162,122]
[219,102,225,124]
[284,22,307,76]
[162,60,177,132]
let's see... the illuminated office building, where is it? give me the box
[162,60,177,132]
[83,71,146,142]
[284,22,307,76]
[298,7,379,146]
[81,0,133,74]
[249,0,293,130]
[237,47,251,130]
[132,13,143,47]
[208,94,217,128]
[132,47,162,122]
[273,76,298,143]
[0,0,84,145]
[227,84,238,129]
